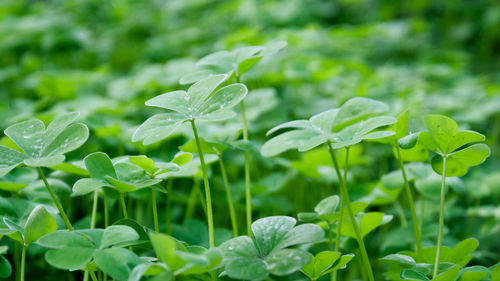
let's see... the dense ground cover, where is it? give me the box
[0,0,499,280]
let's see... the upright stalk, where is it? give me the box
[119,192,128,219]
[395,145,422,260]
[104,197,109,227]
[190,120,215,248]
[236,75,252,238]
[328,143,344,281]
[86,190,98,281]
[327,144,374,281]
[20,246,26,281]
[419,199,425,236]
[166,179,173,234]
[89,271,98,281]
[240,101,252,237]
[219,156,239,237]
[433,157,447,278]
[37,167,73,230]
[152,189,159,232]
[90,190,99,229]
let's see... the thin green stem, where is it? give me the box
[343,148,349,186]
[89,270,98,281]
[90,190,99,229]
[104,196,109,227]
[328,145,374,281]
[433,157,447,278]
[20,246,26,281]
[152,189,159,232]
[240,100,252,238]
[328,142,344,281]
[166,179,173,234]
[37,167,73,230]
[328,223,333,251]
[419,199,425,237]
[395,145,422,260]
[119,192,128,219]
[356,249,368,281]
[219,157,239,237]
[190,120,215,248]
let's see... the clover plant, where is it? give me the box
[262,97,396,281]
[37,225,140,281]
[219,216,324,280]
[0,205,57,281]
[419,115,490,278]
[0,112,89,230]
[181,42,287,237]
[145,231,222,280]
[72,152,162,221]
[298,195,341,251]
[301,251,355,280]
[375,110,427,259]
[134,74,247,248]
[179,41,287,85]
[3,4,500,280]
[129,152,192,232]
[380,238,487,281]
[180,136,243,237]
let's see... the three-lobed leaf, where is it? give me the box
[301,251,354,280]
[133,75,248,145]
[0,112,89,169]
[420,114,490,176]
[261,97,395,157]
[219,216,324,280]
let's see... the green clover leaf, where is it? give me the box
[133,74,248,145]
[219,216,324,280]
[420,115,490,177]
[0,112,89,176]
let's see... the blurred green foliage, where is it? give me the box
[0,0,499,280]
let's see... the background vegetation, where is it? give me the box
[1,0,499,280]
